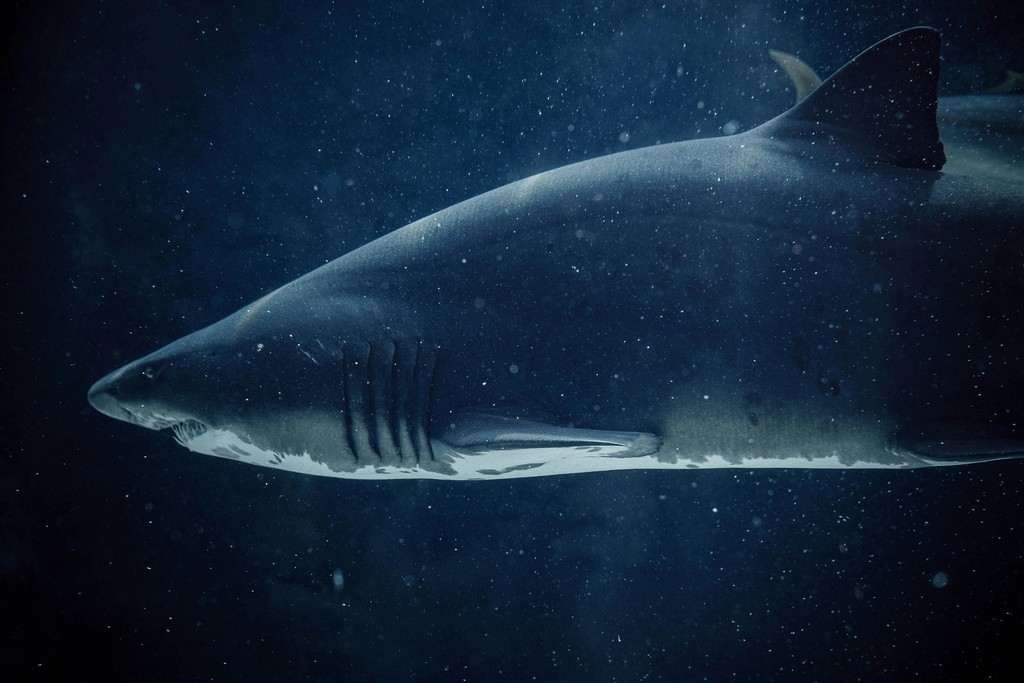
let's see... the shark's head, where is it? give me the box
[87,277,442,476]
[87,305,294,449]
[87,337,217,434]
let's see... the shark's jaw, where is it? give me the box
[170,419,210,447]
[88,389,192,433]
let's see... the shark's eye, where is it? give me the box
[143,366,155,379]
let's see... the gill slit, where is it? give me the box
[340,339,438,466]
[340,350,358,462]
[417,340,437,463]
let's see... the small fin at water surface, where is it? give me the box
[759,27,945,170]
[896,422,1024,463]
[442,412,661,458]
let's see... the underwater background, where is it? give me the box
[2,1,1023,680]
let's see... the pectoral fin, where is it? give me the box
[896,422,1024,464]
[436,412,661,477]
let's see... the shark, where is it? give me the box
[88,27,1024,480]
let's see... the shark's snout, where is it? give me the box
[88,366,172,429]
[88,370,133,422]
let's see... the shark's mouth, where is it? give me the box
[170,419,210,447]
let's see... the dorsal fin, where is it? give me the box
[768,48,823,104]
[758,27,945,170]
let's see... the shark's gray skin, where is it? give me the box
[937,95,1024,183]
[938,94,1024,130]
[89,28,1024,480]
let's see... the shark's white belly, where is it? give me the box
[177,425,931,480]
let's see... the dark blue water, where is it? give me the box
[3,1,1022,680]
